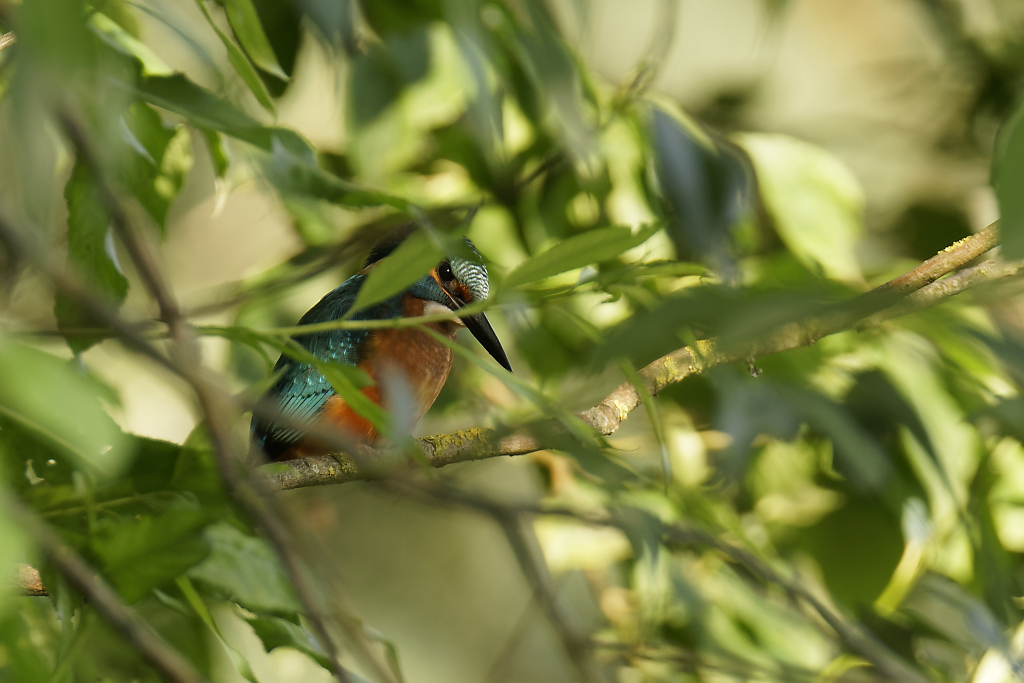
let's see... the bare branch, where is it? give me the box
[267,222,1008,490]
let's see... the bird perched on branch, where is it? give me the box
[251,230,511,461]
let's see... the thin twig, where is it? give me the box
[661,527,930,683]
[388,484,927,683]
[54,116,372,683]
[3,495,207,683]
[491,513,605,683]
[266,222,1007,490]
[380,480,605,683]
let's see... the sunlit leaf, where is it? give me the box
[193,0,276,113]
[504,223,660,289]
[737,133,864,282]
[223,0,289,80]
[90,12,173,76]
[0,341,131,480]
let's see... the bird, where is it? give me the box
[251,230,511,461]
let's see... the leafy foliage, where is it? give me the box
[2,1,1024,682]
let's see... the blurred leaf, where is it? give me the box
[90,499,212,603]
[800,496,903,607]
[138,74,408,208]
[223,0,289,80]
[137,74,271,145]
[599,283,842,369]
[504,223,660,289]
[203,130,230,178]
[0,486,28,620]
[776,383,892,491]
[737,133,864,282]
[298,0,356,51]
[187,522,302,615]
[650,105,750,272]
[194,0,276,113]
[55,161,129,353]
[176,577,258,682]
[261,135,409,209]
[121,100,193,231]
[246,615,333,670]
[89,12,173,76]
[348,229,445,315]
[994,101,1024,260]
[902,573,1008,654]
[0,341,131,480]
[357,0,443,37]
[349,28,430,129]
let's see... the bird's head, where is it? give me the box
[368,230,511,373]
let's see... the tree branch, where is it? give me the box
[267,222,1009,490]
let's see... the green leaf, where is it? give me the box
[0,341,132,480]
[89,12,173,76]
[90,499,212,603]
[55,161,130,353]
[136,74,271,146]
[776,384,892,491]
[348,229,445,315]
[187,522,302,615]
[262,135,410,209]
[650,105,749,271]
[737,133,864,282]
[177,577,258,682]
[121,100,194,231]
[223,0,289,80]
[994,102,1024,259]
[246,615,334,671]
[504,224,660,289]
[0,486,28,619]
[194,0,276,113]
[203,129,230,178]
[137,74,409,209]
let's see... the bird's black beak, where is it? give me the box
[439,281,512,372]
[464,311,512,373]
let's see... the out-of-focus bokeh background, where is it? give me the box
[5,0,1024,682]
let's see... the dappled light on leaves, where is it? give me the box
[1,2,1024,683]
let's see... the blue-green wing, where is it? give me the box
[251,275,372,458]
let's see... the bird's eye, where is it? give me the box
[437,262,455,282]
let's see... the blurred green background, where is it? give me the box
[3,0,1024,682]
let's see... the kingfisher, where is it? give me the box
[251,230,511,460]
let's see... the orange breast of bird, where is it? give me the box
[298,294,458,455]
